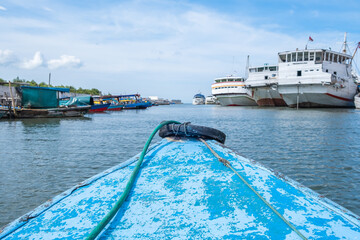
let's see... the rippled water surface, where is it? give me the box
[1,104,360,227]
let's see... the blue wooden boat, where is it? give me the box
[1,122,360,239]
[102,94,151,110]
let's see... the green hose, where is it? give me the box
[85,120,180,240]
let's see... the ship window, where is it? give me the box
[297,70,302,76]
[310,69,314,71]
[249,68,255,72]
[258,67,264,72]
[297,52,303,61]
[326,69,328,72]
[272,74,276,77]
[279,54,286,62]
[316,69,319,71]
[269,66,277,71]
[334,71,337,75]
[304,52,309,61]
[334,54,338,63]
[287,54,291,62]
[265,76,268,80]
[292,53,296,61]
[309,52,314,61]
[315,52,322,62]
[305,70,308,72]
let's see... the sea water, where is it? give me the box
[0,104,360,227]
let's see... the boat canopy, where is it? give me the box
[20,86,70,109]
[101,94,140,99]
[61,96,93,107]
[278,49,352,64]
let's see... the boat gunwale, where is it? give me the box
[0,141,164,238]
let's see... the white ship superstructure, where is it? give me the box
[211,76,257,106]
[192,94,205,105]
[277,37,358,108]
[245,65,287,106]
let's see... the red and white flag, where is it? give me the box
[309,36,314,42]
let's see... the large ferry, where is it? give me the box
[192,93,205,105]
[277,35,359,108]
[245,64,287,106]
[211,76,257,106]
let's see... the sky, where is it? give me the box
[0,0,359,102]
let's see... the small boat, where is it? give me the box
[89,103,110,113]
[102,94,151,110]
[1,122,359,239]
[14,106,90,118]
[205,95,218,105]
[192,93,205,105]
[355,93,360,109]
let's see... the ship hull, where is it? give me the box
[251,87,287,107]
[214,93,257,106]
[278,84,356,108]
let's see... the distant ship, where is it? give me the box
[192,93,205,105]
[211,76,257,106]
[205,95,218,105]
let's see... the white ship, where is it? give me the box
[246,64,287,106]
[277,34,359,108]
[205,95,218,105]
[192,93,205,105]
[211,76,257,106]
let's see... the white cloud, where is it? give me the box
[47,55,82,69]
[0,49,17,66]
[20,51,44,69]
[0,6,6,11]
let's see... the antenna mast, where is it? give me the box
[343,32,347,54]
[245,55,249,79]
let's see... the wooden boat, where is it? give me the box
[89,103,110,113]
[106,104,124,111]
[1,122,359,239]
[14,106,90,118]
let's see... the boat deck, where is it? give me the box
[1,138,359,239]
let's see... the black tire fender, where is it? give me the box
[159,122,226,144]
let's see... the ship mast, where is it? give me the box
[245,55,249,79]
[343,32,347,54]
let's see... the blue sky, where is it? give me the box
[0,0,359,101]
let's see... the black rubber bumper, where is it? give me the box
[159,122,226,144]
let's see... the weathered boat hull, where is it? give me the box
[13,106,90,118]
[89,103,110,113]
[106,104,124,111]
[215,93,257,106]
[251,87,287,107]
[278,84,356,108]
[0,109,7,119]
[122,102,152,109]
[1,138,360,239]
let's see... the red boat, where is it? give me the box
[89,103,111,113]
